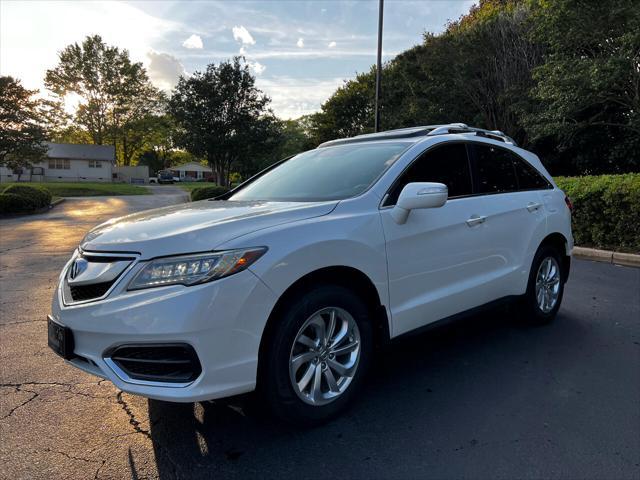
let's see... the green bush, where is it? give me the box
[0,193,39,214]
[2,184,52,208]
[191,185,229,201]
[555,174,640,252]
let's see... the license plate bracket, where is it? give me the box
[47,316,75,360]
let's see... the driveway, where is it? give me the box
[1,195,638,479]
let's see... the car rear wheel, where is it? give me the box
[260,284,373,426]
[521,245,565,324]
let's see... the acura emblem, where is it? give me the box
[69,257,88,280]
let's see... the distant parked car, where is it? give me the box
[157,170,174,184]
[48,124,573,425]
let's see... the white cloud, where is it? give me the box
[296,38,304,48]
[232,25,255,45]
[328,41,337,48]
[256,76,345,119]
[0,0,179,91]
[146,51,186,91]
[248,61,266,75]
[239,46,247,55]
[182,34,203,49]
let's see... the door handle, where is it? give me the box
[526,202,542,212]
[466,215,486,227]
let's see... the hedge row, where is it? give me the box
[555,174,640,252]
[190,185,229,201]
[0,184,52,215]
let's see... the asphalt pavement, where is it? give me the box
[1,193,638,479]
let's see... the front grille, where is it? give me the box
[62,252,134,305]
[106,344,201,384]
[69,281,114,302]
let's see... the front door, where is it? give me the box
[380,142,492,337]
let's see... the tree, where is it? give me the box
[0,76,49,179]
[45,35,163,165]
[310,0,639,175]
[525,0,640,174]
[169,58,274,186]
[238,118,314,178]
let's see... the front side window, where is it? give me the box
[88,160,102,168]
[473,144,518,194]
[385,143,473,206]
[230,142,410,202]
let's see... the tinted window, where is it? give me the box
[513,157,551,190]
[473,144,518,194]
[231,142,409,202]
[385,143,472,205]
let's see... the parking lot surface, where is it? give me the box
[1,194,638,479]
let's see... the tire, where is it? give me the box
[520,244,565,324]
[260,284,373,426]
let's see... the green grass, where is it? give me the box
[2,182,150,197]
[177,182,207,192]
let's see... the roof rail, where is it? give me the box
[318,126,436,148]
[317,123,516,148]
[427,124,516,145]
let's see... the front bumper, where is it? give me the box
[51,268,277,402]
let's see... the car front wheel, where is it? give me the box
[261,284,373,426]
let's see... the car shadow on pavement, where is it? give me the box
[146,306,587,479]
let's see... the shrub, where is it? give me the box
[555,174,640,252]
[191,185,229,201]
[2,184,52,208]
[0,193,39,214]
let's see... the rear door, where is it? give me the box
[380,142,492,336]
[469,142,549,296]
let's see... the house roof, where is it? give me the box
[173,161,212,172]
[46,142,116,162]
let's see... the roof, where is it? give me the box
[173,161,212,171]
[46,142,116,162]
[318,123,516,148]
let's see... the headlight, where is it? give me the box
[127,247,267,290]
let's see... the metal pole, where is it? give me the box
[374,0,384,132]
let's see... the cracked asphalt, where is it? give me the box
[1,192,639,480]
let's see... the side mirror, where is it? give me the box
[390,182,448,224]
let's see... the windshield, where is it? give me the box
[230,142,409,202]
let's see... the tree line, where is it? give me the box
[1,35,312,186]
[305,0,639,176]
[1,0,638,184]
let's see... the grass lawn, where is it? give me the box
[2,182,150,197]
[177,182,206,192]
[178,182,240,192]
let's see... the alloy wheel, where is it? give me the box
[535,256,561,313]
[289,306,361,406]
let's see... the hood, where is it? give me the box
[81,199,338,257]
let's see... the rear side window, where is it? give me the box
[385,143,473,206]
[513,157,551,190]
[473,144,518,194]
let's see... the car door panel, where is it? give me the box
[479,190,547,296]
[381,198,494,336]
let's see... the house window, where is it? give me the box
[88,160,102,168]
[48,159,70,170]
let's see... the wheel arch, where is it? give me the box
[539,232,571,282]
[257,266,390,382]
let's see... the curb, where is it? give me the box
[50,197,65,207]
[573,247,640,268]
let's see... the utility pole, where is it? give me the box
[374,0,384,132]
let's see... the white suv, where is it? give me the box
[48,124,573,424]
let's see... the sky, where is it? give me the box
[1,0,476,119]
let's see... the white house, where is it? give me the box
[0,142,116,183]
[170,161,214,181]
